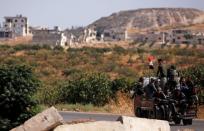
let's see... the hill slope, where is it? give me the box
[88,8,204,33]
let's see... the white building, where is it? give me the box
[0,15,31,38]
[84,28,98,43]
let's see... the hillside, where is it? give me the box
[0,44,204,117]
[88,8,204,33]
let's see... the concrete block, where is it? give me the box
[11,107,64,131]
[118,116,170,131]
[54,121,125,131]
[54,116,170,131]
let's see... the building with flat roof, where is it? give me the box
[31,26,68,48]
[0,14,31,39]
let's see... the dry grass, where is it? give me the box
[108,92,134,116]
[197,105,204,119]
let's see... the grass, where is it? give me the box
[40,104,111,113]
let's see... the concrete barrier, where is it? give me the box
[11,107,170,131]
[118,116,170,131]
[11,107,64,131]
[54,116,170,131]
[54,121,125,131]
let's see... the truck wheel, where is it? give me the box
[183,119,192,125]
[188,119,193,125]
[174,117,181,125]
[166,109,172,121]
[154,106,160,119]
[135,107,141,117]
[183,119,189,125]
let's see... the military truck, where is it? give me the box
[133,77,198,125]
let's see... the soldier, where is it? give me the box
[186,77,198,105]
[171,88,187,115]
[180,77,189,96]
[133,77,145,97]
[144,78,157,99]
[166,65,179,92]
[186,77,194,90]
[157,59,166,90]
[153,87,167,120]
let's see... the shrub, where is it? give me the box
[115,66,138,78]
[0,64,40,131]
[74,47,111,59]
[174,49,196,56]
[54,46,64,51]
[41,44,52,50]
[89,55,103,65]
[0,45,11,50]
[2,57,26,66]
[60,73,112,106]
[113,46,126,54]
[112,77,135,93]
[40,73,138,106]
[102,62,118,72]
[36,84,62,105]
[137,48,147,54]
[13,44,33,51]
[63,68,82,77]
[181,64,204,87]
[13,44,50,51]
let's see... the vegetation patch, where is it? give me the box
[0,64,40,131]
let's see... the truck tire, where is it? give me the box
[135,107,142,117]
[183,119,192,125]
[188,119,193,125]
[174,117,181,125]
[154,106,161,119]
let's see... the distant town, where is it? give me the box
[0,14,204,48]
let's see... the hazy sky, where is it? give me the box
[0,0,204,29]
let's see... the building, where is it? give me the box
[0,28,12,38]
[171,29,194,44]
[125,28,204,44]
[0,15,31,39]
[192,32,204,44]
[125,29,169,44]
[83,28,98,43]
[31,26,68,48]
[103,30,119,41]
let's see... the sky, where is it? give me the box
[0,0,204,29]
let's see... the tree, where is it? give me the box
[0,64,40,131]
